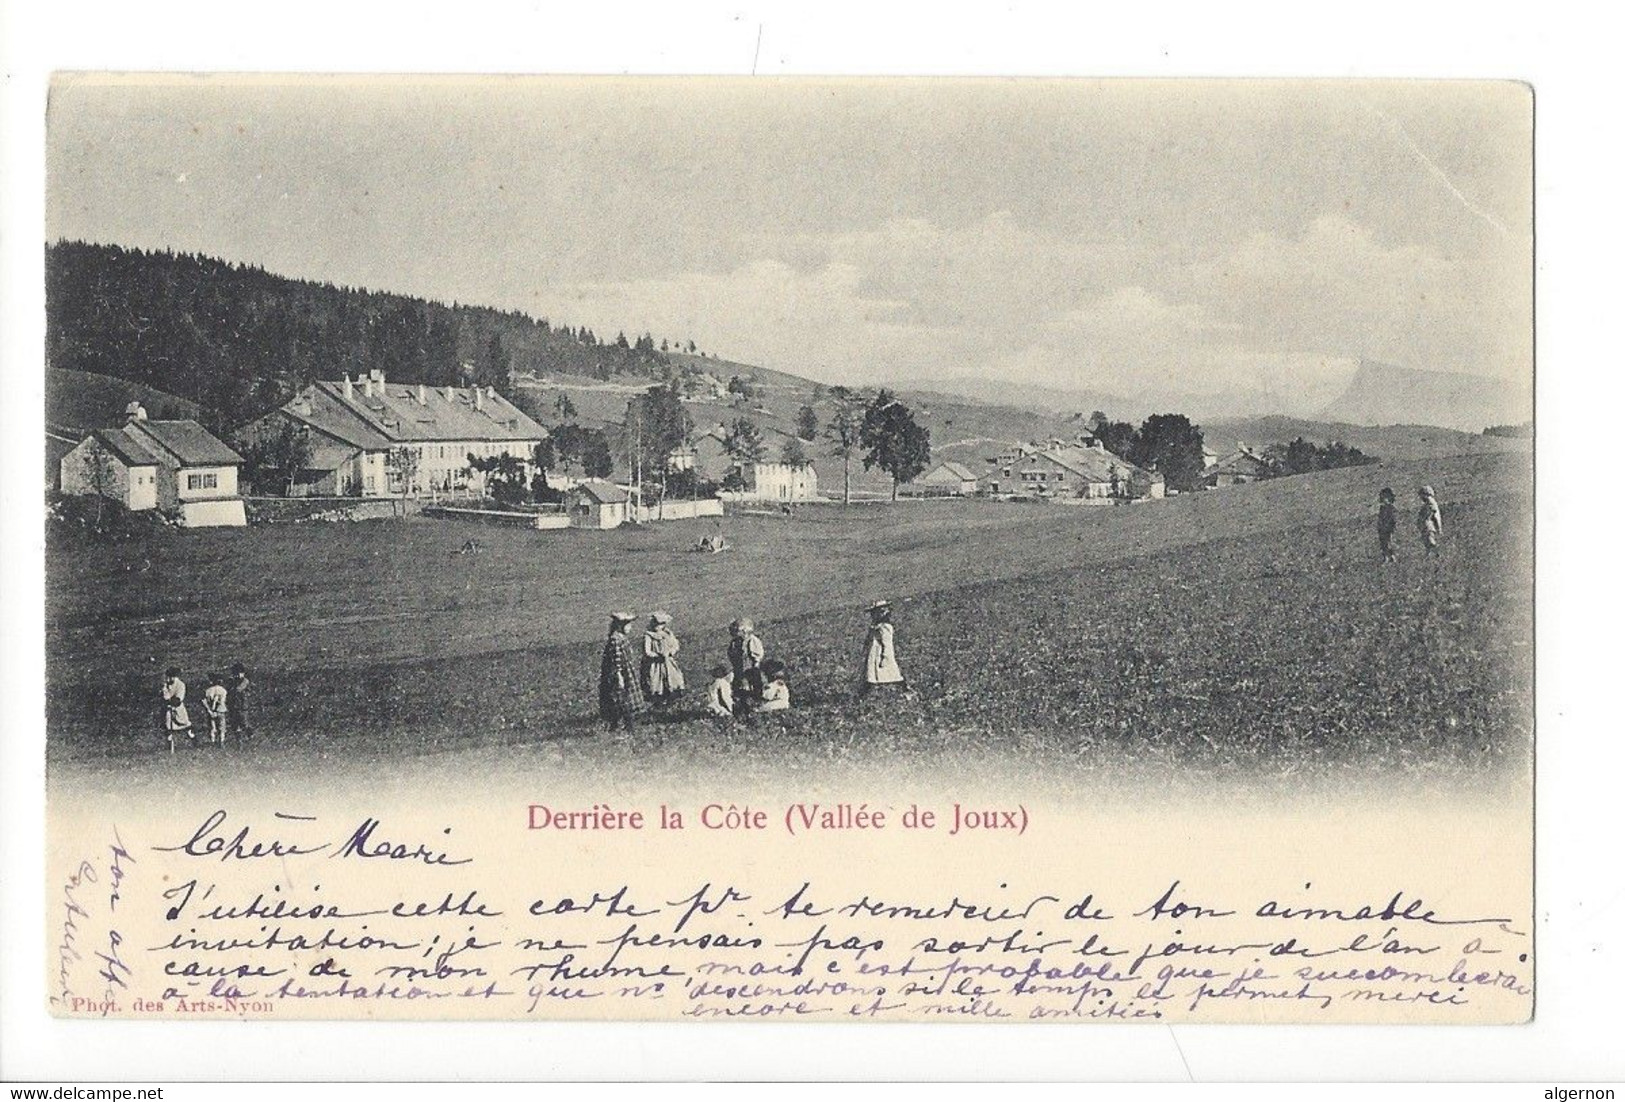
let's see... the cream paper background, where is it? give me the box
[43,764,1534,1025]
[3,1,1618,1083]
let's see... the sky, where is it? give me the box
[46,76,1532,413]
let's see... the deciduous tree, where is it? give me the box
[860,390,932,502]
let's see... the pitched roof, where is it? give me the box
[927,460,979,481]
[277,391,396,452]
[1210,448,1271,476]
[91,428,159,467]
[126,420,241,466]
[573,479,630,504]
[1027,445,1143,482]
[302,380,547,447]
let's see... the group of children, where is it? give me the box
[597,600,910,732]
[1377,485,1444,563]
[159,663,251,751]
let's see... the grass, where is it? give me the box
[45,448,1532,787]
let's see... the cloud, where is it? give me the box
[538,209,1526,418]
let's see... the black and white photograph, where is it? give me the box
[42,77,1532,792]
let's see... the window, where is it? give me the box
[186,472,218,491]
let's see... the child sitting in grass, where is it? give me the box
[706,663,735,720]
[758,659,791,712]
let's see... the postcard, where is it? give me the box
[42,75,1533,1024]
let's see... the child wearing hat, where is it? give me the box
[759,659,791,712]
[727,618,765,715]
[598,612,645,732]
[860,600,910,697]
[641,612,686,709]
[705,663,735,720]
[1377,488,1399,563]
[161,667,192,752]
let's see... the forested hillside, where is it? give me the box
[45,241,709,433]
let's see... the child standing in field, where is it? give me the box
[641,612,686,709]
[1417,485,1443,557]
[727,618,765,715]
[161,667,192,752]
[202,673,229,745]
[598,611,645,732]
[860,600,911,698]
[1377,487,1399,563]
[227,663,253,743]
[705,663,735,721]
[758,659,791,713]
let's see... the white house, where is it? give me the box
[60,412,247,527]
[238,369,548,497]
[737,462,820,503]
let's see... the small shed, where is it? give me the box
[570,480,632,529]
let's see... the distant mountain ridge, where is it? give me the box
[1318,360,1527,434]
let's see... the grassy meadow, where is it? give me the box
[45,447,1532,789]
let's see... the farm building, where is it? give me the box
[903,460,980,497]
[238,369,547,497]
[59,428,159,512]
[987,442,1161,502]
[570,480,633,529]
[1203,444,1272,488]
[60,411,247,527]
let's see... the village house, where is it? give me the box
[59,405,247,526]
[735,461,820,503]
[1203,443,1272,488]
[902,460,980,497]
[238,369,547,496]
[986,438,1162,502]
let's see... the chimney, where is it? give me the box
[342,375,354,401]
[416,383,427,406]
[361,374,373,398]
[443,384,455,402]
[124,401,147,424]
[371,368,386,393]
[474,387,485,412]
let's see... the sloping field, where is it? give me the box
[45,367,201,431]
[46,447,1531,788]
